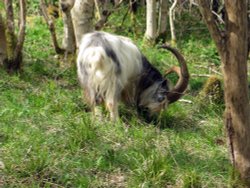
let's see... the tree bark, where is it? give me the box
[62,11,76,54]
[5,0,15,63]
[40,0,65,54]
[4,0,26,71]
[14,0,26,68]
[144,0,157,44]
[169,0,177,45]
[60,0,76,54]
[71,0,94,47]
[198,0,250,185]
[157,0,168,41]
[0,13,7,67]
[140,0,145,6]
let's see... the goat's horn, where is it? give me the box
[160,44,189,104]
[165,66,181,77]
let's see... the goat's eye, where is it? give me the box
[157,95,165,102]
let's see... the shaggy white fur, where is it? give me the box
[77,32,144,120]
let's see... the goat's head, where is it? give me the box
[136,45,189,121]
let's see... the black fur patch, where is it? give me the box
[140,56,167,89]
[135,55,170,113]
[136,56,169,100]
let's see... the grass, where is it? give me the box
[0,10,240,187]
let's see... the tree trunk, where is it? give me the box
[222,1,250,184]
[71,0,94,47]
[62,11,76,54]
[129,0,138,36]
[157,0,168,41]
[198,0,250,185]
[140,0,145,6]
[5,0,16,66]
[4,0,26,72]
[0,13,7,67]
[169,0,177,45]
[144,0,157,44]
[40,0,65,54]
[113,0,121,6]
[60,0,76,54]
[14,0,26,68]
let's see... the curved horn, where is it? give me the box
[160,44,189,104]
[165,66,181,77]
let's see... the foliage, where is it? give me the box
[0,5,243,188]
[0,1,4,10]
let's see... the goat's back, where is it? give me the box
[77,31,143,103]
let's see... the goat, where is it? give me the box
[77,31,189,121]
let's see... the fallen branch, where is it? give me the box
[179,99,193,104]
[194,65,222,76]
[192,73,221,77]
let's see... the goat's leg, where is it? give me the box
[84,88,101,119]
[105,85,119,121]
[106,98,119,121]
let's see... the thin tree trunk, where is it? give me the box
[169,0,177,45]
[40,0,65,54]
[140,0,145,6]
[5,0,15,63]
[130,0,138,35]
[157,0,168,41]
[62,11,76,54]
[114,0,121,6]
[0,13,7,66]
[60,0,76,54]
[198,1,250,185]
[4,0,26,71]
[13,0,26,68]
[144,0,157,44]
